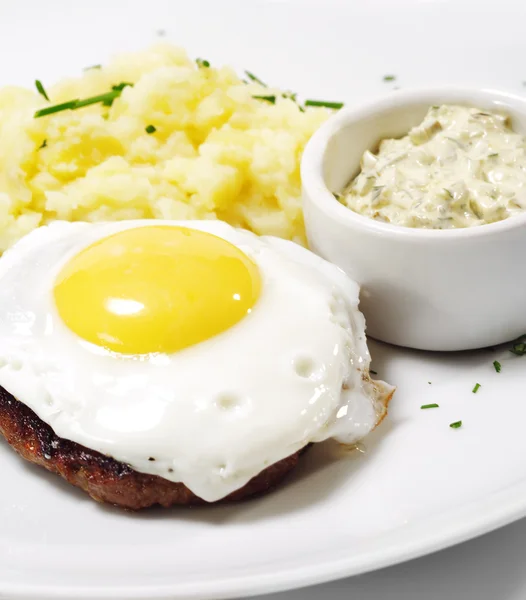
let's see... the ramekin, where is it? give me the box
[302,88,526,351]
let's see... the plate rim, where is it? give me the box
[3,477,526,599]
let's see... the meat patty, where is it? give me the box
[0,387,302,510]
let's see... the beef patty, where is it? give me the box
[0,387,303,510]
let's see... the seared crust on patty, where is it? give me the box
[0,387,302,510]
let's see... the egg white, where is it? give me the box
[0,220,392,501]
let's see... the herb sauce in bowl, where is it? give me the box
[339,104,526,229]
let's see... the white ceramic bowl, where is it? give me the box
[302,88,526,351]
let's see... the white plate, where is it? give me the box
[1,0,526,598]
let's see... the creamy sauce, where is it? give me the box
[340,104,526,229]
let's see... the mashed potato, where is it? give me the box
[0,45,330,251]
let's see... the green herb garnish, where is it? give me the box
[428,381,432,384]
[102,83,132,107]
[83,64,102,71]
[383,74,396,82]
[35,80,49,101]
[253,95,276,104]
[370,369,378,375]
[34,82,133,118]
[38,139,47,150]
[472,383,481,393]
[493,360,501,373]
[511,342,526,355]
[304,99,344,109]
[421,403,439,409]
[450,420,462,429]
[34,100,79,118]
[488,153,499,158]
[145,124,156,134]
[196,58,210,68]
[78,91,120,109]
[111,82,133,92]
[283,91,305,111]
[510,336,526,355]
[245,71,267,87]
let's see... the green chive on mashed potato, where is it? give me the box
[0,44,330,252]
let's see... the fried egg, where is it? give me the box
[0,220,392,502]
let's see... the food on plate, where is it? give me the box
[0,389,306,508]
[0,220,393,508]
[338,104,526,229]
[0,45,331,253]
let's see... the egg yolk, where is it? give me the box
[54,226,261,355]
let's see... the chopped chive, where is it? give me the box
[421,403,439,409]
[305,99,344,109]
[75,91,120,109]
[34,83,133,118]
[83,64,102,71]
[282,92,305,111]
[493,360,501,373]
[38,139,47,150]
[253,95,276,104]
[428,381,432,384]
[111,82,133,92]
[34,100,79,118]
[196,58,210,68]
[488,153,499,158]
[511,342,526,355]
[245,70,267,87]
[282,91,305,111]
[449,420,462,429]
[370,369,378,375]
[35,80,50,101]
[145,124,156,134]
[383,74,396,82]
[510,336,526,355]
[472,383,481,393]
